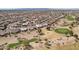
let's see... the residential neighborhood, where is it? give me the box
[0,9,79,50]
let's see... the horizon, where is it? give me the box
[0,8,79,10]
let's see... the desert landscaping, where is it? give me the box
[0,9,79,50]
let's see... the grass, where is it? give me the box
[7,43,20,49]
[55,28,72,35]
[18,38,37,46]
[65,15,75,21]
[7,38,38,49]
[29,38,38,42]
